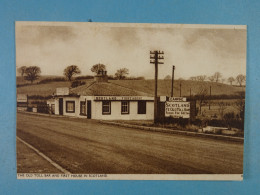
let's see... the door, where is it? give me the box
[59,98,63,115]
[80,101,86,115]
[87,100,91,119]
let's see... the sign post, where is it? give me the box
[150,50,164,123]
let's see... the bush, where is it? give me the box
[31,100,47,105]
[208,119,226,127]
[71,80,86,88]
[38,77,66,84]
[75,75,94,80]
[158,117,189,127]
[37,103,50,114]
[193,119,202,127]
[28,95,53,100]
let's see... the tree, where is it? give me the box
[63,65,81,81]
[189,76,197,81]
[195,88,208,115]
[91,63,106,74]
[197,75,207,82]
[24,66,41,83]
[208,76,215,82]
[213,72,222,83]
[227,77,235,85]
[218,101,227,119]
[115,68,129,80]
[233,91,245,125]
[164,75,171,80]
[236,74,246,86]
[18,66,27,76]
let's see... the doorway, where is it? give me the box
[87,100,91,119]
[59,98,63,115]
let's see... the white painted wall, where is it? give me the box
[48,96,154,120]
[92,101,154,120]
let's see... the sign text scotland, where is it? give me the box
[165,101,190,118]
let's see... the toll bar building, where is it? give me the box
[47,71,154,120]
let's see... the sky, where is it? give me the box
[15,22,247,80]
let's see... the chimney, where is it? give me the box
[94,69,108,82]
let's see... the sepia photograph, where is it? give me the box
[16,22,246,180]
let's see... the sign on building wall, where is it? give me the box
[94,96,154,101]
[165,101,190,118]
[17,94,27,103]
[56,87,69,96]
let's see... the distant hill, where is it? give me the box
[110,80,245,97]
[16,76,245,97]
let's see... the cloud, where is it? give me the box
[16,22,247,79]
[16,25,76,46]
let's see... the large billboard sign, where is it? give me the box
[165,101,190,118]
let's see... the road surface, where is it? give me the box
[17,112,243,174]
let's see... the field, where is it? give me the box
[16,76,245,97]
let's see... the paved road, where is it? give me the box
[17,138,62,173]
[17,112,243,174]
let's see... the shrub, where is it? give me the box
[38,77,66,84]
[208,119,226,127]
[71,80,86,88]
[75,75,94,80]
[28,95,53,100]
[37,103,50,114]
[193,119,202,127]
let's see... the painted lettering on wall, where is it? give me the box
[94,96,154,101]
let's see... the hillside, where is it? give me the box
[16,76,245,97]
[110,80,245,97]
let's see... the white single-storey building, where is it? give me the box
[47,72,154,120]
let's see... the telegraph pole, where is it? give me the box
[209,85,211,110]
[179,82,182,97]
[171,65,175,97]
[150,50,164,123]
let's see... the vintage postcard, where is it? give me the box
[16,22,246,180]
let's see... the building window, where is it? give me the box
[66,101,75,113]
[80,101,86,115]
[102,101,111,115]
[121,101,129,114]
[138,101,146,114]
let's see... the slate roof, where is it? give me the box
[70,81,152,96]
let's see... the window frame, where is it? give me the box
[137,100,146,114]
[121,101,130,114]
[66,101,75,113]
[102,101,111,115]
